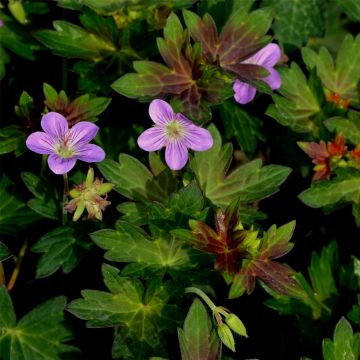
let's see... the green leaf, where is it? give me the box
[97,154,168,203]
[333,0,360,22]
[308,241,338,303]
[0,125,26,156]
[178,298,221,360]
[21,171,60,220]
[270,0,326,47]
[266,62,320,133]
[0,242,11,262]
[0,175,40,236]
[31,226,87,278]
[0,287,78,360]
[299,170,360,208]
[322,317,360,360]
[117,202,150,225]
[316,34,360,100]
[190,124,291,207]
[219,100,265,156]
[14,90,34,119]
[67,265,178,350]
[348,295,360,326]
[325,116,360,145]
[90,221,192,276]
[35,18,116,60]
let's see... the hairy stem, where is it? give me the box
[62,173,69,225]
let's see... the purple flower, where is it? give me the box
[233,43,281,104]
[137,100,213,170]
[26,112,105,174]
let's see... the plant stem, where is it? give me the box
[7,239,28,291]
[185,287,217,311]
[40,154,47,176]
[0,263,6,286]
[62,173,69,225]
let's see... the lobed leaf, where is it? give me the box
[0,288,78,360]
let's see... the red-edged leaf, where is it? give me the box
[218,8,273,65]
[182,10,218,63]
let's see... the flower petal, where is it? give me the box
[69,122,99,145]
[137,127,166,151]
[165,141,188,170]
[41,112,68,139]
[149,99,175,125]
[233,80,256,104]
[75,144,106,162]
[264,67,281,90]
[26,132,56,154]
[48,154,76,174]
[249,43,281,68]
[184,125,213,151]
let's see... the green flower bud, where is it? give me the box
[225,313,248,338]
[8,0,28,25]
[73,200,85,222]
[85,168,95,188]
[98,183,114,196]
[217,324,235,352]
[69,188,81,198]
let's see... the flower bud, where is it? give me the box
[217,324,235,352]
[8,0,28,25]
[225,313,248,338]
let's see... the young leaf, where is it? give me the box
[266,62,320,133]
[348,295,360,326]
[31,226,88,278]
[178,298,221,360]
[43,83,111,126]
[0,125,26,156]
[0,287,78,359]
[190,124,291,207]
[67,265,179,351]
[322,317,360,360]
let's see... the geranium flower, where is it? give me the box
[26,112,105,174]
[233,43,281,104]
[137,99,213,170]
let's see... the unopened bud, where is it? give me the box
[8,0,28,25]
[217,324,235,352]
[225,313,247,338]
[85,167,95,188]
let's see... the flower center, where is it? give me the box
[55,136,76,158]
[164,120,185,141]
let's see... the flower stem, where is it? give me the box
[185,287,217,311]
[62,173,69,225]
[7,239,27,291]
[40,154,47,176]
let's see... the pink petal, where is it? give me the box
[233,80,257,104]
[264,67,281,90]
[247,43,281,68]
[75,144,106,162]
[149,99,175,125]
[69,122,99,145]
[41,112,68,139]
[184,125,213,151]
[137,127,166,151]
[48,154,76,174]
[165,141,189,170]
[26,132,55,154]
